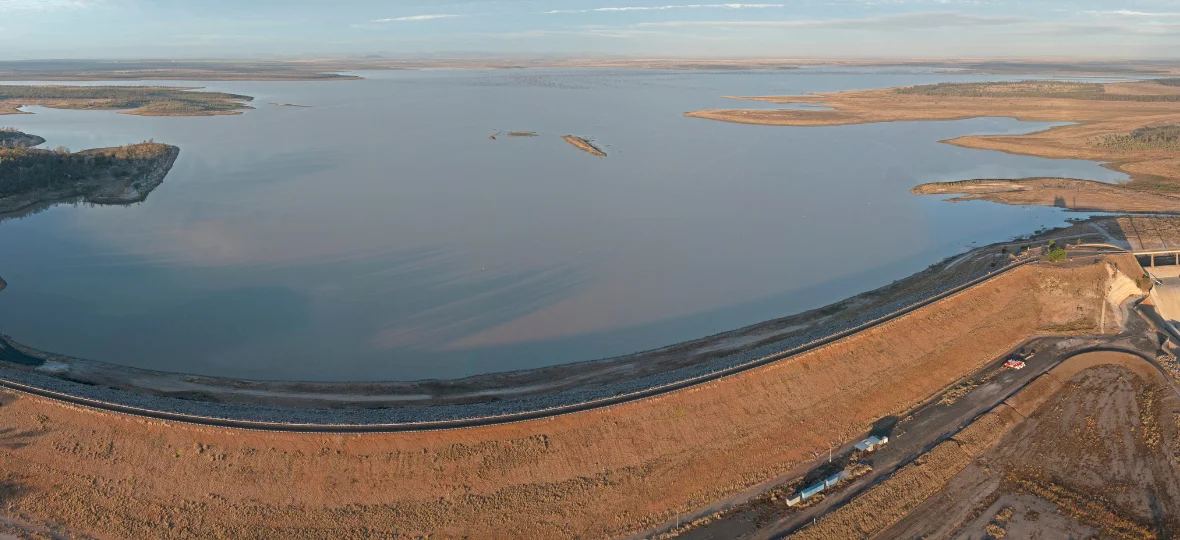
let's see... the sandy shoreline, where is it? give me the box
[686,80,1180,214]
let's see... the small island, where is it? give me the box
[489,130,539,140]
[0,129,179,215]
[0,85,254,116]
[563,135,607,157]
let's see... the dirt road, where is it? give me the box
[673,291,1161,540]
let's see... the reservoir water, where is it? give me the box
[0,69,1128,381]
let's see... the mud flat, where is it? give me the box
[0,131,179,215]
[563,135,606,157]
[913,177,1180,213]
[0,254,1142,538]
[687,79,1180,214]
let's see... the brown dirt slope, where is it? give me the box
[686,80,1180,212]
[880,351,1180,539]
[0,262,1121,539]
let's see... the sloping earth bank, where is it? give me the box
[877,351,1180,539]
[0,259,1136,539]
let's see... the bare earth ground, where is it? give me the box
[0,258,1134,539]
[1119,216,1180,251]
[875,351,1180,539]
[687,80,1180,214]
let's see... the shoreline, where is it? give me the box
[0,256,1032,428]
[0,143,180,215]
[0,218,1122,425]
[685,80,1180,214]
[0,248,1143,538]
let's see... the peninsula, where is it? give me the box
[0,130,179,215]
[0,129,44,148]
[686,79,1180,214]
[0,85,254,116]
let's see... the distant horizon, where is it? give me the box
[3,1,1180,60]
[5,54,1180,62]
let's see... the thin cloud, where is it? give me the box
[639,12,1029,29]
[370,14,462,23]
[0,0,92,11]
[1082,10,1180,18]
[546,4,783,14]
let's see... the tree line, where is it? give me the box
[0,140,171,199]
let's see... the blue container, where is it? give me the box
[800,482,826,500]
[825,470,849,488]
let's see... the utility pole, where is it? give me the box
[829,442,833,463]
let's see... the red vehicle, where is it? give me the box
[1005,359,1027,370]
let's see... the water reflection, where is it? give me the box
[0,69,1131,380]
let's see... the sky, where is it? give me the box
[2,0,1180,59]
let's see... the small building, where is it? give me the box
[785,494,803,507]
[800,482,826,500]
[825,470,850,489]
[855,435,889,452]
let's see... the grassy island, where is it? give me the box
[0,130,179,214]
[0,85,254,116]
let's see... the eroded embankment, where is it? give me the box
[0,259,1135,539]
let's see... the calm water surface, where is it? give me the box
[0,69,1127,381]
